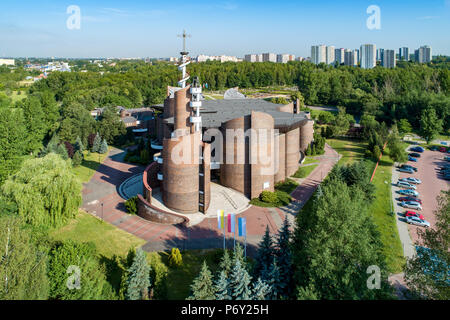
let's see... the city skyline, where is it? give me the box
[1,0,450,58]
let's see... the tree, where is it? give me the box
[0,215,49,300]
[168,248,183,268]
[47,240,115,300]
[97,105,126,144]
[0,108,27,184]
[398,119,413,135]
[253,226,275,280]
[187,261,215,300]
[214,270,231,300]
[419,108,443,144]
[275,217,293,298]
[72,150,83,167]
[252,278,271,300]
[20,96,46,154]
[126,248,151,300]
[74,136,84,152]
[293,179,394,300]
[99,138,108,154]
[218,250,233,277]
[92,133,101,153]
[1,153,82,228]
[229,259,253,300]
[330,106,350,137]
[265,257,282,300]
[404,191,450,300]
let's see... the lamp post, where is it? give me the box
[101,203,104,221]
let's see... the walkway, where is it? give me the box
[81,144,340,255]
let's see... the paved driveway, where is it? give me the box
[393,150,449,248]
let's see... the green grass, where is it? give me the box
[50,211,145,259]
[327,138,367,164]
[73,148,110,183]
[292,164,319,178]
[250,179,298,207]
[368,150,405,273]
[302,156,320,165]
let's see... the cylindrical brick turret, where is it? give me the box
[174,85,192,134]
[285,127,300,177]
[300,120,314,152]
[275,133,286,183]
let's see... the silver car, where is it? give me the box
[400,201,422,210]
[406,215,430,228]
[397,181,417,190]
[399,177,422,184]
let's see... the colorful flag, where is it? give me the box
[217,209,224,229]
[238,217,246,237]
[228,213,235,233]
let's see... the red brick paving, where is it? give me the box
[82,145,339,253]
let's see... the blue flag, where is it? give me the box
[238,217,246,237]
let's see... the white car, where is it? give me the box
[397,181,417,190]
[400,201,423,210]
[399,177,422,184]
[406,215,430,228]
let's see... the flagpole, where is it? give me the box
[223,226,225,250]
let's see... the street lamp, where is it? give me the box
[101,203,104,221]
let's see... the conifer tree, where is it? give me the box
[275,217,293,299]
[253,226,275,279]
[219,249,233,277]
[187,261,215,300]
[252,277,271,300]
[126,248,151,300]
[214,270,231,300]
[56,143,69,160]
[72,150,83,167]
[229,259,252,300]
[99,138,108,154]
[74,136,84,152]
[92,133,101,153]
[266,257,282,300]
[233,243,246,268]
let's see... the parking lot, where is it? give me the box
[393,148,450,247]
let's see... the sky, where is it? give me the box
[1,0,449,58]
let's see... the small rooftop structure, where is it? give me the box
[224,88,246,100]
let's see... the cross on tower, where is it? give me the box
[177,29,191,55]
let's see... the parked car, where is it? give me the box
[400,164,418,172]
[406,215,430,228]
[397,189,419,197]
[444,156,450,162]
[398,197,422,204]
[410,146,425,153]
[399,177,422,184]
[439,147,447,153]
[405,211,425,220]
[408,156,418,162]
[398,167,414,174]
[409,152,421,158]
[430,146,439,151]
[397,181,417,190]
[400,201,422,210]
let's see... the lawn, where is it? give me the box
[292,164,318,178]
[50,210,145,259]
[301,156,320,165]
[249,178,298,207]
[73,148,111,183]
[327,138,366,164]
[327,137,405,273]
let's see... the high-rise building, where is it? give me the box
[344,49,357,66]
[326,46,335,64]
[244,54,257,62]
[376,48,384,62]
[415,46,432,63]
[335,48,345,64]
[262,53,277,62]
[399,47,409,61]
[311,45,326,64]
[382,50,396,68]
[360,44,376,69]
[256,54,263,62]
[277,54,290,63]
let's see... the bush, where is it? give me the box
[72,150,83,167]
[275,190,292,206]
[125,196,138,215]
[260,191,278,204]
[168,248,183,268]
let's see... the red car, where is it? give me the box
[440,147,447,153]
[398,197,422,204]
[405,211,425,221]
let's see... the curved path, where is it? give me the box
[81,145,339,255]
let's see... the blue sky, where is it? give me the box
[1,0,449,58]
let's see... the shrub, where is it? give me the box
[125,196,138,215]
[275,190,292,206]
[99,139,108,154]
[72,150,83,167]
[63,141,75,158]
[260,191,278,204]
[168,248,183,268]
